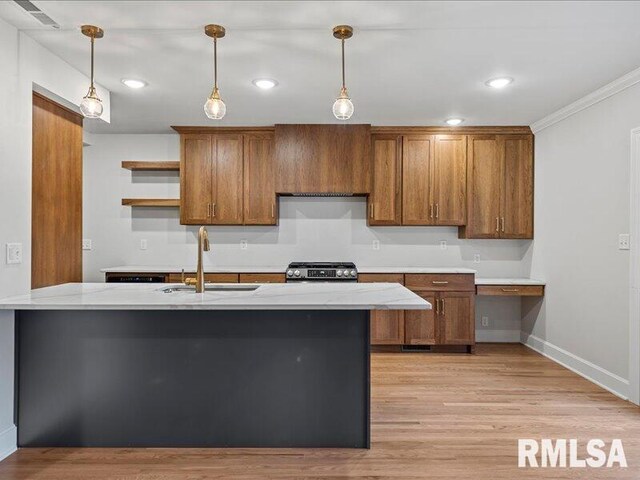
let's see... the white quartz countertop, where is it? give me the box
[475,278,546,286]
[101,265,477,274]
[0,282,431,311]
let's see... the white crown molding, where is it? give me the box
[531,66,640,133]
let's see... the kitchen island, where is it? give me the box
[0,282,428,449]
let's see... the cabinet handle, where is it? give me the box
[271,203,275,218]
[501,288,520,292]
[435,203,439,219]
[501,217,505,232]
[212,203,216,218]
[432,280,449,285]
[370,203,374,219]
[435,298,440,315]
[207,203,211,218]
[496,217,499,232]
[441,298,445,316]
[429,204,433,219]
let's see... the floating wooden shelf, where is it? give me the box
[122,198,180,207]
[122,161,180,171]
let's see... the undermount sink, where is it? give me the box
[160,284,260,293]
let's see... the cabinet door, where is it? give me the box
[402,135,434,225]
[461,135,501,238]
[181,134,212,225]
[212,135,244,225]
[432,135,467,225]
[404,291,437,345]
[439,292,474,345]
[244,133,277,225]
[368,135,402,225]
[359,274,405,345]
[239,273,285,283]
[501,135,534,239]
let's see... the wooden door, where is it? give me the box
[180,134,212,225]
[404,291,437,345]
[402,135,434,225]
[460,135,501,238]
[501,135,534,239]
[244,133,277,225]
[368,135,402,225]
[439,292,475,345]
[32,92,83,288]
[432,135,467,225]
[359,274,405,345]
[212,135,243,225]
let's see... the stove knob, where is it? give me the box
[294,270,301,277]
[286,269,294,277]
[350,270,357,277]
[336,270,343,277]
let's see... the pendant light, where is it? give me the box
[332,25,354,120]
[79,25,104,118]
[204,24,227,120]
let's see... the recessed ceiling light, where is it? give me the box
[252,78,278,90]
[445,118,464,126]
[121,79,147,89]
[486,77,513,89]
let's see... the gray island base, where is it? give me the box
[0,282,430,449]
[18,309,370,448]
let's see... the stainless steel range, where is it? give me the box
[285,262,358,282]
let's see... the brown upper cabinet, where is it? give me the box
[244,133,277,225]
[369,134,466,226]
[368,135,402,225]
[275,124,371,194]
[460,134,533,239]
[177,128,276,226]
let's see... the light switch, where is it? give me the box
[140,239,148,250]
[6,243,22,264]
[619,234,630,250]
[372,240,380,250]
[82,239,92,250]
[473,254,481,263]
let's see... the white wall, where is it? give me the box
[523,80,640,399]
[0,17,110,460]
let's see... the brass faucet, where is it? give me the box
[183,226,210,293]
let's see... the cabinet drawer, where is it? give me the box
[405,274,474,292]
[239,273,285,283]
[476,285,544,297]
[167,273,239,283]
[358,273,404,284]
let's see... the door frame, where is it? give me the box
[629,127,640,405]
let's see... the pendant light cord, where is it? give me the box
[90,35,95,90]
[214,36,218,90]
[341,38,346,90]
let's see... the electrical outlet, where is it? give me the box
[473,254,481,263]
[372,240,380,250]
[481,316,489,327]
[619,234,630,250]
[82,239,92,250]
[440,240,447,250]
[240,240,248,250]
[140,239,147,250]
[6,243,22,265]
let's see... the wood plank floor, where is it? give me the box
[1,344,638,479]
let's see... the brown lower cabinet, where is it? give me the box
[362,273,475,351]
[167,273,239,283]
[239,273,285,283]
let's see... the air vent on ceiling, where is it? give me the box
[13,0,60,28]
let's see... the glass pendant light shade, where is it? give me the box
[333,88,354,120]
[80,87,103,118]
[204,88,226,119]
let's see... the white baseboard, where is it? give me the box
[0,425,17,463]
[476,329,521,343]
[520,332,630,400]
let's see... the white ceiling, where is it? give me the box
[2,1,640,133]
